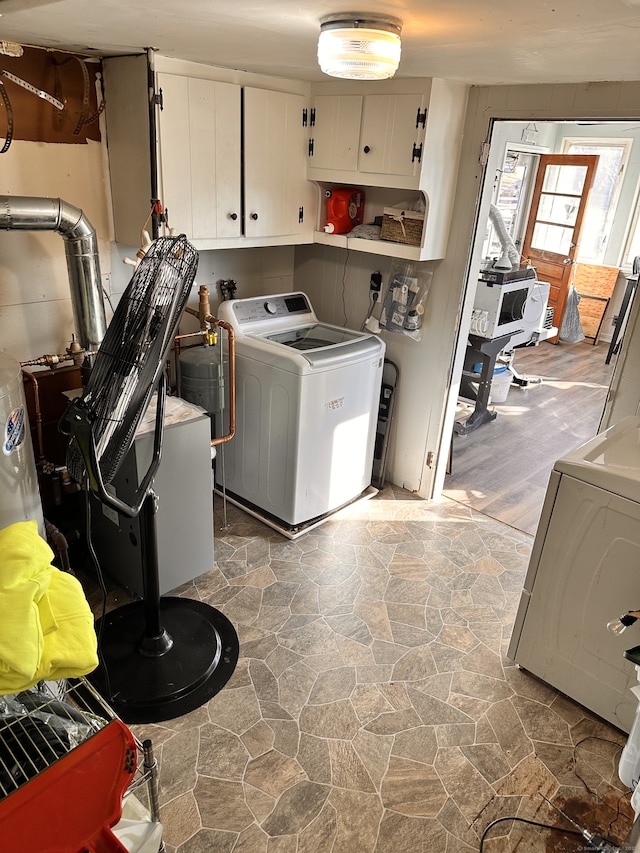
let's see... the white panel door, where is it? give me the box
[157,73,241,240]
[156,73,193,237]
[358,93,426,177]
[310,94,363,172]
[189,78,241,239]
[244,88,309,239]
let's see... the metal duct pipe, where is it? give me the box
[0,195,107,350]
[488,203,521,269]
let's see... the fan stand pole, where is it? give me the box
[88,451,239,724]
[138,491,173,657]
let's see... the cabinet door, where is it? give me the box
[244,88,309,239]
[310,94,363,171]
[157,73,241,240]
[358,94,425,177]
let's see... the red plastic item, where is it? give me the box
[0,719,137,853]
[324,188,365,234]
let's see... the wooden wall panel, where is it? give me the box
[0,46,101,145]
[573,262,620,342]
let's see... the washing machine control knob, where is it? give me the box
[264,301,277,315]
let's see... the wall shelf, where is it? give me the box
[313,230,423,260]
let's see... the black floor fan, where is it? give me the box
[60,235,239,724]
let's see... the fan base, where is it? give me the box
[88,597,239,724]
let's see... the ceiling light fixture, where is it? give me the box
[318,13,402,80]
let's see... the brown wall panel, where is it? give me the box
[0,46,101,145]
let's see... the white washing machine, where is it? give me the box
[508,415,640,732]
[216,292,385,530]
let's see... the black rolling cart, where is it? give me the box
[454,331,516,436]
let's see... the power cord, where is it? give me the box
[571,735,630,840]
[361,270,382,331]
[479,815,582,851]
[83,487,113,702]
[340,247,350,326]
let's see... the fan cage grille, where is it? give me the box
[67,235,198,487]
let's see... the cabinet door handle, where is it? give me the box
[363,145,371,154]
[229,212,238,220]
[250,212,259,221]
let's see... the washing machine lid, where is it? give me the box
[554,415,640,503]
[217,292,384,373]
[247,323,383,372]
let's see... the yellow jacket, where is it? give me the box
[0,519,98,693]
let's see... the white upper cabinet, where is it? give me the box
[103,56,468,260]
[157,73,241,240]
[104,55,315,250]
[310,93,426,179]
[309,95,363,172]
[359,94,427,177]
[307,78,469,259]
[244,87,314,240]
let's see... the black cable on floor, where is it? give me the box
[479,815,582,851]
[573,735,626,796]
[572,734,630,835]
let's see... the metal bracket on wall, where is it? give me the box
[0,69,64,110]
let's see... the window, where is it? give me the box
[483,148,538,261]
[561,138,631,264]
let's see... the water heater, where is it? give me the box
[0,352,44,534]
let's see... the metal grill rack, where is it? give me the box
[0,677,162,852]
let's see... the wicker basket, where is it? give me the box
[380,207,425,246]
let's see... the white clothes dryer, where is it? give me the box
[508,415,640,732]
[216,292,385,531]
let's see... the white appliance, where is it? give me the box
[90,397,214,596]
[505,280,556,349]
[508,416,640,733]
[471,275,537,339]
[216,292,385,530]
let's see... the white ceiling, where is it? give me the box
[1,0,639,86]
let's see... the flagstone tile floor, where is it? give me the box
[128,487,635,852]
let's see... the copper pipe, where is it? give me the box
[174,330,208,343]
[198,285,211,333]
[183,306,236,446]
[45,518,72,574]
[21,369,44,463]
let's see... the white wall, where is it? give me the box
[110,243,296,334]
[0,140,112,361]
[0,138,296,362]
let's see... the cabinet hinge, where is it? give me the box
[308,138,314,157]
[479,142,491,166]
[416,108,427,128]
[298,206,304,223]
[310,107,316,126]
[411,142,423,163]
[302,108,308,127]
[154,89,163,111]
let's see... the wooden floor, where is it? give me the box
[442,339,615,536]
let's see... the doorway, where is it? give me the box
[441,119,637,535]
